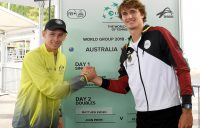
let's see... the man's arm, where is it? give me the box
[155,26,193,103]
[82,66,129,94]
[156,26,193,128]
[23,52,89,99]
[22,53,70,99]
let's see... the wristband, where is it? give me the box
[81,75,88,82]
[182,103,192,109]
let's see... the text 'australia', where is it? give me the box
[86,47,118,52]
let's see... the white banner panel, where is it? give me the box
[61,0,179,128]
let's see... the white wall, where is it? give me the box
[182,0,200,70]
[182,0,200,85]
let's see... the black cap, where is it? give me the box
[44,19,67,33]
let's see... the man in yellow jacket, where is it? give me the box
[12,19,94,128]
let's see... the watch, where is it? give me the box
[182,104,192,109]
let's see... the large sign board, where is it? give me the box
[61,0,179,128]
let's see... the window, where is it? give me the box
[6,40,30,63]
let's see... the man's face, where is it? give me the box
[42,29,67,52]
[121,8,144,30]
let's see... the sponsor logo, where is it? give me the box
[58,65,65,72]
[55,19,63,25]
[86,47,118,52]
[46,67,53,72]
[102,2,127,31]
[67,9,86,19]
[46,65,64,73]
[102,2,119,20]
[69,47,74,52]
[144,40,151,49]
[156,7,174,18]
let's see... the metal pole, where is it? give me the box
[0,37,3,92]
[193,85,200,128]
[38,1,44,45]
[49,0,51,20]
[54,0,61,18]
[178,0,183,48]
[0,35,6,93]
[198,87,200,128]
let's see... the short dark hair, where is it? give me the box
[118,0,147,22]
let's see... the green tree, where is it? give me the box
[0,2,55,25]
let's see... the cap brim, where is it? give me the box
[47,26,67,33]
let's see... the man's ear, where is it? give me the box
[42,30,46,38]
[62,33,67,40]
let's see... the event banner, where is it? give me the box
[61,0,179,128]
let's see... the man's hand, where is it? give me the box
[57,117,64,128]
[178,109,193,128]
[81,66,97,81]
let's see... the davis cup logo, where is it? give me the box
[102,2,119,20]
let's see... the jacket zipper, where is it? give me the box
[136,46,149,111]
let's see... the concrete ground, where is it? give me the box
[0,93,16,128]
[0,92,199,128]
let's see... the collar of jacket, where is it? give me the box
[127,25,151,46]
[41,43,61,56]
[125,25,151,54]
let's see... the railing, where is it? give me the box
[0,66,21,94]
[193,85,200,128]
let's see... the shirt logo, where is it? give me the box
[55,19,63,25]
[59,65,64,71]
[144,40,151,49]
[46,67,53,72]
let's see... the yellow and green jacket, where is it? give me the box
[12,43,70,128]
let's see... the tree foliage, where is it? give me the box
[0,2,55,25]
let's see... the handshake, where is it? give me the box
[81,66,97,82]
[70,66,102,92]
